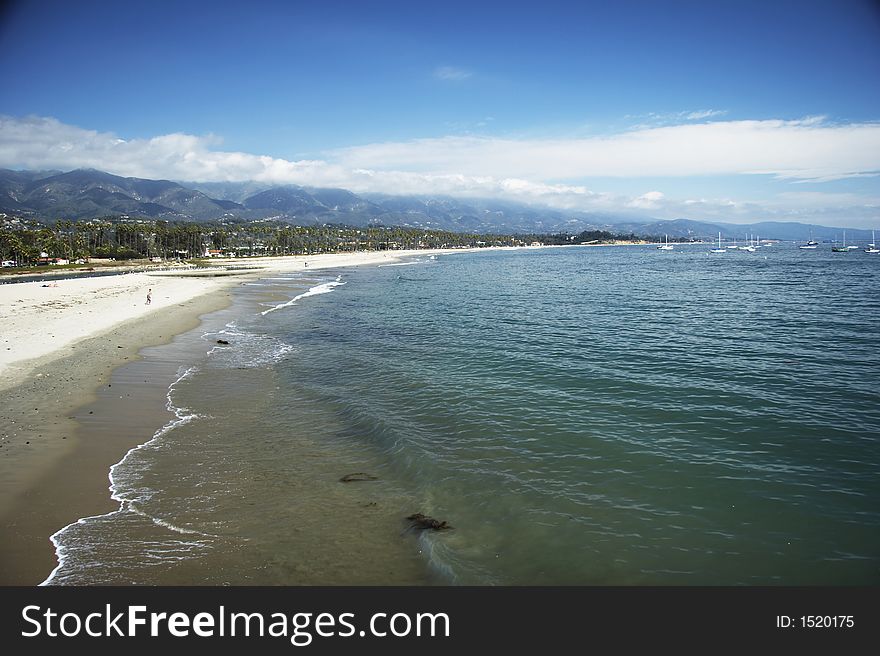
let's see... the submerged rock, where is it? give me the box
[406,513,452,531]
[339,472,378,482]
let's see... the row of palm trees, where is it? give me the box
[0,218,529,265]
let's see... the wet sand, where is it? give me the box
[0,291,234,584]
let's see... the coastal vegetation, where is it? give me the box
[0,216,646,268]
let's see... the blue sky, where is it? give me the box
[1,0,879,227]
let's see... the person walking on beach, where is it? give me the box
[146,288,152,305]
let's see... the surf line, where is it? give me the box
[260,276,346,316]
[40,366,214,586]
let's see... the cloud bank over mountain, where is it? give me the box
[2,114,879,227]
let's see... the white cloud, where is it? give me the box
[332,117,880,182]
[8,114,878,188]
[628,191,665,209]
[684,109,726,120]
[0,115,347,186]
[625,109,727,126]
[433,66,472,81]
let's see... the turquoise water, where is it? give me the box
[47,245,880,585]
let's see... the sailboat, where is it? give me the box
[727,236,738,250]
[865,230,879,254]
[710,232,726,253]
[741,234,757,252]
[799,230,818,249]
[657,234,674,250]
[831,231,849,252]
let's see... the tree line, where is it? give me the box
[0,218,514,264]
[0,217,646,266]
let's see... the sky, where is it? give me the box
[1,0,879,227]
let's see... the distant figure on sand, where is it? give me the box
[146,288,152,305]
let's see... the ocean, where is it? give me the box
[44,244,880,585]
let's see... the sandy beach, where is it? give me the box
[0,248,456,585]
[0,250,443,388]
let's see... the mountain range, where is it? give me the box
[0,168,873,242]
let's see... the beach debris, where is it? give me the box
[339,472,378,482]
[216,339,230,345]
[406,513,453,531]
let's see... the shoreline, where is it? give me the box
[0,248,468,585]
[0,291,235,584]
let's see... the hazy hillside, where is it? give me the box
[0,168,243,220]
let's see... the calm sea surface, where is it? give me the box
[46,244,880,585]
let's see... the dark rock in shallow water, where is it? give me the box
[406,513,452,531]
[216,339,230,345]
[339,472,378,482]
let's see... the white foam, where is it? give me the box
[260,276,346,316]
[203,322,296,367]
[128,503,209,536]
[215,339,295,368]
[41,366,214,586]
[378,261,425,267]
[203,321,259,356]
